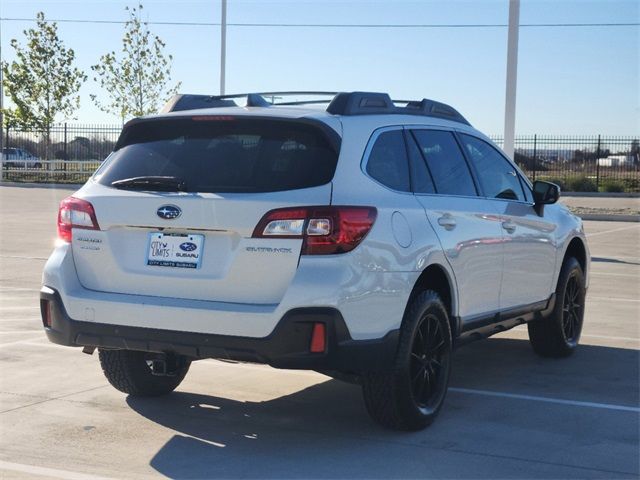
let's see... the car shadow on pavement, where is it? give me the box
[127,338,639,479]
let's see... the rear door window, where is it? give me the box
[97,118,339,193]
[365,130,411,192]
[406,131,436,194]
[411,130,477,197]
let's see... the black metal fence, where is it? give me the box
[1,124,638,191]
[490,135,639,192]
[3,123,119,161]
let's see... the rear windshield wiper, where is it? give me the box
[110,176,187,192]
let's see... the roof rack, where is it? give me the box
[161,92,338,113]
[161,91,470,125]
[326,92,470,125]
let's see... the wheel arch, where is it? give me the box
[405,263,459,339]
[563,236,588,278]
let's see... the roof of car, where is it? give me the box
[156,92,472,127]
[158,104,334,120]
[134,104,478,144]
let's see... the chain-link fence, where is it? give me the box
[1,124,638,191]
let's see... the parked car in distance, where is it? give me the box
[40,91,589,431]
[1,147,41,168]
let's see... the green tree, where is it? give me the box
[91,4,181,123]
[1,12,86,156]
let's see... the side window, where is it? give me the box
[519,175,533,202]
[365,130,410,192]
[460,134,525,201]
[411,130,477,196]
[406,131,436,194]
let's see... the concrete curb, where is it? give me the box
[563,192,640,198]
[0,182,83,189]
[578,214,640,222]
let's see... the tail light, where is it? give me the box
[252,206,377,255]
[57,196,100,242]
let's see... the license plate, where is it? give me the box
[147,233,204,269]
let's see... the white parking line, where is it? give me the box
[0,298,39,303]
[0,254,48,260]
[0,286,39,291]
[581,333,640,342]
[590,272,639,278]
[0,330,42,334]
[0,460,116,480]
[450,387,640,412]
[16,341,67,349]
[587,224,640,238]
[0,305,40,310]
[588,296,640,303]
[0,317,42,322]
[497,329,639,342]
[0,336,45,347]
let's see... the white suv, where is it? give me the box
[41,91,589,430]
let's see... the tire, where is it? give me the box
[362,290,452,431]
[98,349,191,396]
[528,257,586,358]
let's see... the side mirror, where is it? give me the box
[532,180,560,215]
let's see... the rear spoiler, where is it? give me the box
[160,94,236,113]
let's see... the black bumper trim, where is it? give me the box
[40,288,399,374]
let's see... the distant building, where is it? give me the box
[597,155,630,167]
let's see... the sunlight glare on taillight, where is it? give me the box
[306,218,331,236]
[252,206,376,255]
[57,196,100,242]
[263,219,305,236]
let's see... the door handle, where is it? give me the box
[438,215,457,230]
[502,220,516,233]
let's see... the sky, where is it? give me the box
[0,0,638,135]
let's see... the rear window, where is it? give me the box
[365,130,411,192]
[96,117,339,193]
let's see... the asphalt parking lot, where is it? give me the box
[0,184,638,479]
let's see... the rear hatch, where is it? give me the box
[71,115,340,304]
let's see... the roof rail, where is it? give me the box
[326,92,470,125]
[161,91,470,125]
[161,92,338,113]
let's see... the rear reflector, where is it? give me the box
[41,299,52,328]
[58,196,100,242]
[252,206,376,255]
[310,323,326,353]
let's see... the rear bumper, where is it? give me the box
[40,287,399,374]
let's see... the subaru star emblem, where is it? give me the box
[157,205,181,220]
[179,242,197,252]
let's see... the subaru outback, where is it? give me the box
[40,91,589,430]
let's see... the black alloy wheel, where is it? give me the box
[410,312,449,413]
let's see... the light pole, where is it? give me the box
[503,0,520,159]
[0,17,4,181]
[220,0,227,95]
